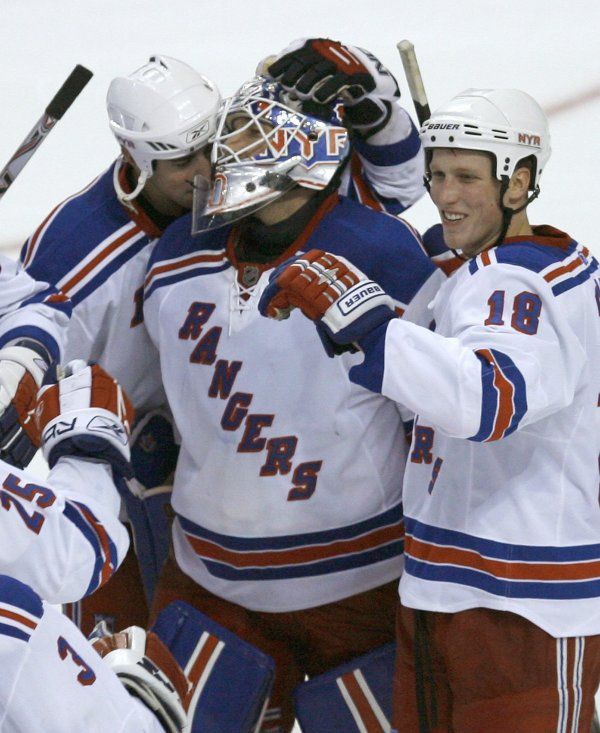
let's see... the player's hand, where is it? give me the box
[0,340,51,468]
[259,249,396,356]
[36,360,135,478]
[267,38,400,135]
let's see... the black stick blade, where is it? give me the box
[45,65,93,120]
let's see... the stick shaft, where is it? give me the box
[397,40,431,125]
[0,65,93,201]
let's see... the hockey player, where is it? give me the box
[0,362,274,732]
[142,72,439,733]
[258,88,600,732]
[20,40,429,632]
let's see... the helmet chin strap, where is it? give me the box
[493,177,540,251]
[113,155,150,210]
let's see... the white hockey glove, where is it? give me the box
[91,623,186,733]
[258,249,396,356]
[266,38,400,137]
[36,360,135,478]
[0,339,51,467]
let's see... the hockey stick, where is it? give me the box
[0,64,93,201]
[397,40,431,125]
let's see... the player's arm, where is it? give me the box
[259,251,583,440]
[0,254,72,467]
[0,361,134,604]
[266,38,425,214]
[361,263,584,440]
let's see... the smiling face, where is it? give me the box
[428,148,504,258]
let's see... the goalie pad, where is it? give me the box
[120,409,179,604]
[94,600,275,733]
[294,643,395,733]
[153,601,275,732]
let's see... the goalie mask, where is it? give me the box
[192,76,350,233]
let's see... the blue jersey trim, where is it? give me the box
[179,501,403,550]
[0,575,43,617]
[63,501,118,596]
[405,556,600,600]
[69,232,151,306]
[469,348,527,442]
[0,622,31,642]
[202,541,403,581]
[353,120,421,167]
[405,516,600,562]
[0,326,60,362]
[145,261,231,301]
[552,258,599,296]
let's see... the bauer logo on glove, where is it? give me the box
[337,281,387,316]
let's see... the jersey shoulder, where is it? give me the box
[319,197,436,298]
[468,228,597,296]
[149,213,229,267]
[22,165,136,279]
[145,215,231,300]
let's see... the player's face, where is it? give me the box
[223,112,270,159]
[429,149,503,257]
[144,147,212,216]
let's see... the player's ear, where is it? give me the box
[504,164,531,209]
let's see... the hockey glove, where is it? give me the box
[259,249,396,356]
[91,623,186,733]
[0,339,51,468]
[36,360,135,478]
[267,38,400,136]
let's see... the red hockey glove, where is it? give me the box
[36,360,135,478]
[259,249,396,356]
[267,38,400,135]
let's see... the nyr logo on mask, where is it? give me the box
[255,126,349,168]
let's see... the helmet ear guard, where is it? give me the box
[106,55,221,204]
[192,76,351,234]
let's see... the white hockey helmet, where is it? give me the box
[107,55,221,203]
[192,75,350,233]
[420,88,551,190]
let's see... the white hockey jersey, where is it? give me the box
[0,254,70,361]
[0,455,129,604]
[0,575,162,732]
[143,194,439,612]
[20,164,166,415]
[350,226,600,637]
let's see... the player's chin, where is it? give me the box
[177,192,195,210]
[440,224,465,252]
